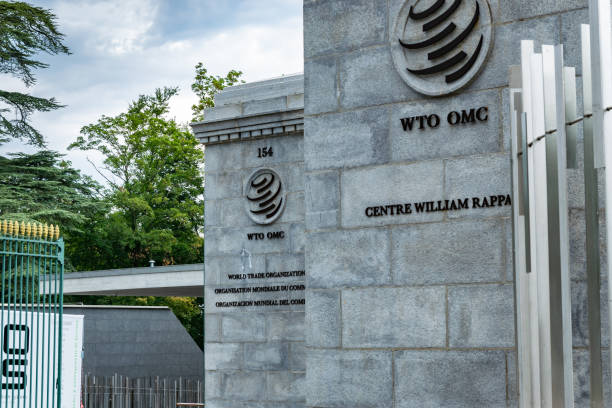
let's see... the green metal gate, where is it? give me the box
[0,220,64,408]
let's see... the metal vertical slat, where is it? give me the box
[582,23,605,408]
[1,233,6,408]
[564,68,579,170]
[56,239,63,408]
[50,242,57,408]
[10,233,20,406]
[509,65,532,408]
[20,237,27,408]
[531,50,554,408]
[554,46,576,408]
[589,1,612,399]
[543,44,575,408]
[521,40,543,407]
[541,46,566,408]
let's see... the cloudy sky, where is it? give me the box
[0,0,303,181]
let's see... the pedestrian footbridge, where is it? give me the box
[58,264,203,297]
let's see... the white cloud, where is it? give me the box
[0,1,303,185]
[54,0,159,55]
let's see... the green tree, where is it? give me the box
[68,87,206,347]
[0,150,104,233]
[191,62,244,121]
[69,87,204,268]
[0,1,70,146]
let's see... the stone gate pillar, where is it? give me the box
[192,75,306,407]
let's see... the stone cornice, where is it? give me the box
[191,108,304,145]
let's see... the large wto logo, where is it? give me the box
[391,0,493,96]
[245,168,286,225]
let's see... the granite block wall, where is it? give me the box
[303,0,609,406]
[203,133,306,408]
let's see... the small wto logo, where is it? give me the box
[245,168,286,225]
[391,0,493,96]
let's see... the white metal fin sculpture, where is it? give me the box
[510,42,576,408]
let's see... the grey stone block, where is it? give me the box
[213,73,303,107]
[341,161,445,228]
[394,350,507,408]
[306,289,341,348]
[392,220,505,285]
[305,211,337,231]
[571,279,609,348]
[390,91,500,163]
[204,143,244,173]
[568,168,586,210]
[468,16,560,92]
[287,93,304,110]
[205,314,221,342]
[304,57,338,115]
[305,106,390,171]
[570,209,587,281]
[267,312,305,341]
[222,314,266,342]
[449,284,515,348]
[206,401,304,408]
[267,372,305,402]
[243,96,287,116]
[445,154,512,220]
[507,352,518,406]
[266,253,305,275]
[342,286,446,348]
[205,254,266,285]
[205,171,243,200]
[561,9,589,77]
[339,46,418,110]
[502,88,511,153]
[499,0,587,23]
[205,283,305,314]
[289,342,306,371]
[244,342,289,370]
[205,371,221,399]
[290,223,306,254]
[205,343,242,370]
[207,198,251,228]
[569,209,607,282]
[221,371,266,401]
[204,226,293,257]
[242,134,304,170]
[307,349,392,408]
[305,171,339,230]
[304,0,387,59]
[573,348,612,407]
[505,218,514,282]
[307,228,391,288]
[204,104,242,121]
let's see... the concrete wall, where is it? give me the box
[193,75,306,408]
[203,134,306,408]
[303,0,609,406]
[64,305,203,380]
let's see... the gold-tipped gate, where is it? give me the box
[0,220,60,240]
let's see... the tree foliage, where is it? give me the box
[67,86,206,347]
[0,1,70,146]
[68,87,204,269]
[0,150,104,233]
[191,62,244,121]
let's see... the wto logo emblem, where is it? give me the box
[391,0,493,96]
[245,168,286,225]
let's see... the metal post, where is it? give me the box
[510,65,533,408]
